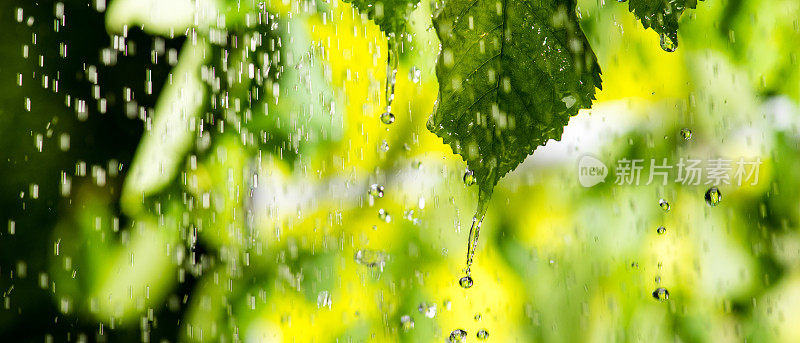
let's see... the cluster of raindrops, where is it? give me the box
[378,208,392,223]
[447,328,488,342]
[316,291,332,309]
[653,198,670,301]
[368,183,385,198]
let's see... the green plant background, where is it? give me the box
[1,0,800,342]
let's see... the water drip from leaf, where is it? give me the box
[380,112,395,124]
[460,190,490,288]
[660,32,678,52]
[383,35,400,116]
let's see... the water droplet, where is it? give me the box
[316,291,332,308]
[409,66,421,83]
[404,210,420,225]
[459,275,473,289]
[474,313,482,321]
[659,198,670,212]
[652,287,669,301]
[656,226,666,235]
[463,170,475,186]
[378,209,392,222]
[705,187,722,207]
[354,249,388,271]
[418,302,437,318]
[477,329,489,340]
[449,329,467,343]
[380,112,395,124]
[631,262,639,268]
[443,299,452,310]
[380,140,390,152]
[368,184,384,198]
[655,275,662,283]
[400,315,414,331]
[680,128,692,140]
[659,33,678,52]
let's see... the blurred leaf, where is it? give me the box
[623,0,701,50]
[106,0,219,35]
[91,214,179,322]
[344,0,420,35]
[427,0,601,199]
[121,41,207,215]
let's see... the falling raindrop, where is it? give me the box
[378,209,392,222]
[382,34,400,118]
[380,112,395,125]
[477,329,489,340]
[400,315,414,331]
[463,170,476,186]
[409,66,421,83]
[354,249,388,271]
[449,329,467,343]
[656,226,666,235]
[652,287,669,301]
[705,187,722,207]
[317,291,332,309]
[659,33,678,52]
[368,184,384,198]
[474,313,482,321]
[459,275,473,289]
[680,128,692,140]
[418,302,437,318]
[659,198,670,212]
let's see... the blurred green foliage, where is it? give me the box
[1,0,800,342]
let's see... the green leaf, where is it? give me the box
[120,41,207,215]
[344,0,420,34]
[624,0,701,51]
[427,0,602,200]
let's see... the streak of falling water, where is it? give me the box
[383,35,399,117]
[461,191,490,288]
